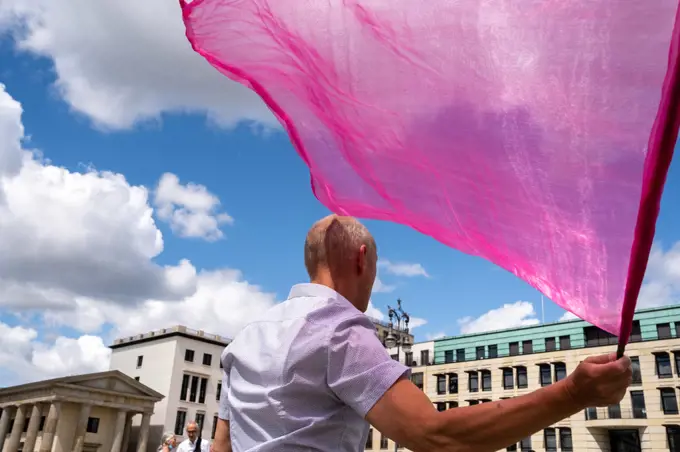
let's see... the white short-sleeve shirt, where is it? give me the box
[219,283,409,451]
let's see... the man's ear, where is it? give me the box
[357,244,368,275]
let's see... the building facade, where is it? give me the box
[109,326,230,451]
[372,318,415,349]
[0,371,162,452]
[366,305,680,452]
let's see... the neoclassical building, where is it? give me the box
[0,370,163,452]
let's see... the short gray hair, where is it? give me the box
[157,431,175,451]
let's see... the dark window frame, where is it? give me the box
[468,372,479,393]
[509,342,519,356]
[545,337,556,352]
[184,349,195,362]
[656,352,673,378]
[202,353,212,366]
[658,323,673,340]
[661,388,679,415]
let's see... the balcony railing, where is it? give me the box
[584,406,647,421]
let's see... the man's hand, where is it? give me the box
[564,353,632,407]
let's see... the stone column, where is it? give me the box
[39,402,62,452]
[136,412,151,452]
[23,404,43,452]
[0,406,14,451]
[72,404,92,452]
[121,412,134,452]
[6,404,27,451]
[110,410,127,452]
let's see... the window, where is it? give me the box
[544,428,557,452]
[503,368,514,389]
[559,335,571,350]
[522,340,533,355]
[190,375,199,402]
[630,390,647,419]
[506,445,517,451]
[519,436,532,451]
[448,401,458,409]
[195,412,205,431]
[661,388,679,415]
[174,411,187,435]
[390,354,398,361]
[630,321,642,342]
[476,346,485,360]
[545,337,556,352]
[180,374,190,401]
[136,355,143,368]
[86,417,99,434]
[469,372,479,393]
[203,353,212,366]
[411,372,424,390]
[516,366,528,388]
[469,400,479,406]
[509,342,519,356]
[667,426,680,452]
[676,322,680,338]
[421,349,430,365]
[448,373,458,394]
[220,360,223,369]
[631,356,642,384]
[199,377,208,404]
[366,428,373,448]
[559,428,573,451]
[436,375,446,394]
[584,326,617,347]
[444,350,454,364]
[212,416,218,440]
[659,323,672,339]
[676,352,680,376]
[436,402,447,412]
[608,404,621,419]
[481,370,492,391]
[585,407,598,420]
[554,362,567,382]
[657,352,673,378]
[488,344,498,358]
[185,349,195,362]
[405,351,413,366]
[380,433,388,449]
[216,382,222,401]
[456,349,466,362]
[539,364,552,386]
[134,376,140,381]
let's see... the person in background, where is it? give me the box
[177,421,209,452]
[212,215,632,452]
[157,432,177,452]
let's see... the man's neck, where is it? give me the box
[310,276,360,310]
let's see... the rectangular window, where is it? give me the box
[180,374,190,401]
[212,416,218,440]
[448,373,458,394]
[656,352,673,378]
[136,355,143,368]
[436,374,446,394]
[469,400,479,406]
[174,411,187,435]
[676,321,680,338]
[559,335,571,350]
[216,382,222,401]
[521,340,532,354]
[554,363,567,382]
[190,375,199,402]
[411,372,424,390]
[421,349,430,365]
[544,428,557,452]
[503,368,514,389]
[630,390,647,419]
[444,350,454,364]
[539,364,552,386]
[436,402,447,412]
[545,337,556,352]
[203,353,212,366]
[405,352,413,366]
[469,372,479,393]
[585,407,597,420]
[86,417,99,434]
[506,445,517,451]
[559,428,573,451]
[516,366,528,388]
[661,388,679,415]
[481,370,492,391]
[448,401,458,409]
[509,342,519,356]
[476,346,485,360]
[456,349,466,362]
[519,436,532,451]
[366,428,373,448]
[488,344,498,358]
[630,321,642,342]
[631,356,642,384]
[185,349,195,362]
[607,404,621,419]
[667,426,680,452]
[195,412,205,431]
[658,323,672,339]
[380,433,388,449]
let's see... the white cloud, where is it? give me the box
[638,242,680,308]
[457,301,539,334]
[154,172,233,241]
[0,0,274,130]
[426,331,446,340]
[559,311,579,322]
[379,260,429,278]
[365,301,385,321]
[372,276,395,294]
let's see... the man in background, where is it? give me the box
[177,421,209,452]
[212,215,631,451]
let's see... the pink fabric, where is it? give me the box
[181,0,680,335]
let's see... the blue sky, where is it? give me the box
[0,1,679,385]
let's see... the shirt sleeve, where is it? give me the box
[327,314,410,417]
[218,368,230,420]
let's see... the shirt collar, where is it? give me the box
[288,283,354,308]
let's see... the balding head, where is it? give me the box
[304,215,377,311]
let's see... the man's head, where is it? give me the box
[304,215,377,311]
[186,421,199,441]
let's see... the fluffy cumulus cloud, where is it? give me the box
[457,301,539,334]
[0,84,277,385]
[379,260,430,278]
[0,0,275,130]
[154,172,233,241]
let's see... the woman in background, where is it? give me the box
[158,431,177,451]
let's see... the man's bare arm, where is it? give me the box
[211,419,232,452]
[366,354,630,452]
